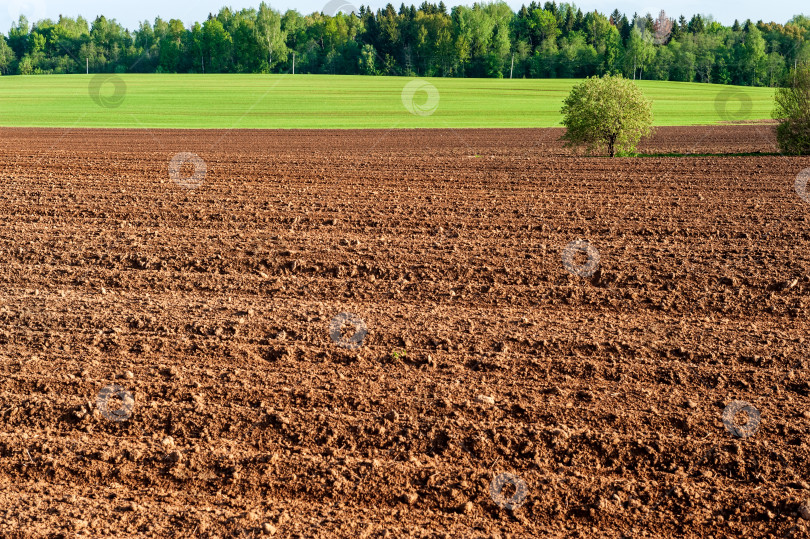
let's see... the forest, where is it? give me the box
[0,1,808,86]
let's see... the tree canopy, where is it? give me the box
[1,2,808,87]
[560,74,654,156]
[774,66,810,154]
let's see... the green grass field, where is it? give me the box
[0,74,775,129]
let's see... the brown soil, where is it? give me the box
[1,124,809,538]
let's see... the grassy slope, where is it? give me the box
[0,73,775,129]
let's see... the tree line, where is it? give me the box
[0,1,809,86]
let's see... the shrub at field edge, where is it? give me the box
[773,66,810,156]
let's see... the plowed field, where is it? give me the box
[1,124,809,538]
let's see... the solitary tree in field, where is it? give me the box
[560,74,654,157]
[773,66,810,155]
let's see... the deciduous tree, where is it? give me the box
[773,66,810,154]
[560,74,654,157]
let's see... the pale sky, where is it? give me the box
[2,0,806,34]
